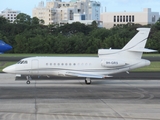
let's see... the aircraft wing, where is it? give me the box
[65,72,111,78]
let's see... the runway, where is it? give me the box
[0,73,160,120]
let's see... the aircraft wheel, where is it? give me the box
[26,80,30,84]
[85,78,91,85]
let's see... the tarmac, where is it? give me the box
[0,73,160,120]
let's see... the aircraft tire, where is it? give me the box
[26,80,30,84]
[85,79,91,85]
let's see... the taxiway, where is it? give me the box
[0,73,160,120]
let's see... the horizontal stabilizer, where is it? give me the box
[129,48,157,52]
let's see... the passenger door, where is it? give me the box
[31,59,39,75]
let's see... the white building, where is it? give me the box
[59,13,103,27]
[101,8,159,29]
[0,8,20,23]
[32,0,101,25]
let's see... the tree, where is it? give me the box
[0,16,9,24]
[32,17,39,25]
[14,13,31,25]
[154,18,160,30]
[39,19,45,25]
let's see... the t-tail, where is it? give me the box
[121,28,156,60]
[98,28,156,73]
[98,28,157,61]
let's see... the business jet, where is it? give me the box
[0,40,12,54]
[3,28,156,84]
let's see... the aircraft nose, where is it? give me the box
[3,65,15,73]
[6,44,12,51]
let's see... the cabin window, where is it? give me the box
[65,63,67,66]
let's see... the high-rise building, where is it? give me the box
[0,8,20,23]
[32,0,101,25]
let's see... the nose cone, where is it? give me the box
[5,44,12,51]
[0,44,12,53]
[3,65,15,73]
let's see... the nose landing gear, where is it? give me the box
[26,76,31,84]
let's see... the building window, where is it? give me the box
[123,16,125,22]
[152,15,156,22]
[126,16,128,22]
[132,15,134,22]
[129,16,131,22]
[78,9,81,13]
[120,16,122,22]
[114,16,116,22]
[117,16,119,22]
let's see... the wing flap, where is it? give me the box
[65,72,112,78]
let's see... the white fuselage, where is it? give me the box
[3,56,150,78]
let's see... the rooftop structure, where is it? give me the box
[101,8,160,29]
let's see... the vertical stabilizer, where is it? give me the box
[121,28,152,61]
[122,28,150,50]
[98,28,156,62]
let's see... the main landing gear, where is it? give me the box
[85,78,91,85]
[26,76,31,84]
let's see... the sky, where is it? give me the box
[0,0,160,16]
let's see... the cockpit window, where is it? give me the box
[0,40,5,45]
[24,61,28,64]
[17,60,28,64]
